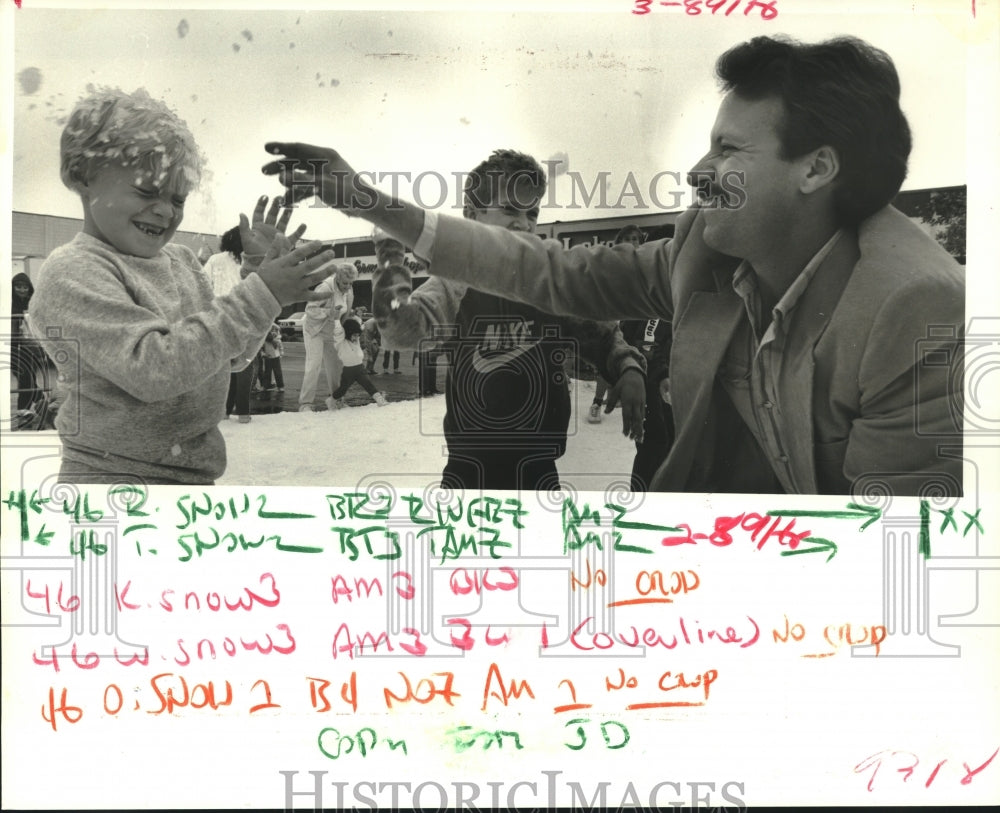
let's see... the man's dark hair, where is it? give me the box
[464,149,547,210]
[220,225,243,260]
[716,35,911,226]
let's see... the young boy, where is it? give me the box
[371,149,646,491]
[260,323,285,393]
[28,87,333,484]
[360,317,381,374]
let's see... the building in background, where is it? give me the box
[11,186,966,314]
[11,211,219,285]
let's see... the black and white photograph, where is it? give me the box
[2,1,997,810]
[5,0,977,496]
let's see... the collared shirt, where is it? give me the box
[718,229,844,492]
[413,209,439,265]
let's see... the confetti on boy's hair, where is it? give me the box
[59,86,205,194]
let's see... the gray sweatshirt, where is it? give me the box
[28,232,279,483]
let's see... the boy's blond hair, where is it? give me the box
[60,86,204,195]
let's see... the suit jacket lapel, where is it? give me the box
[656,286,743,490]
[653,226,860,494]
[778,229,860,492]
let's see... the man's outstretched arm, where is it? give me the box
[262,142,678,322]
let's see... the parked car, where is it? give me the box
[278,311,306,339]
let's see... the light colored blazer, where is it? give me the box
[428,205,965,495]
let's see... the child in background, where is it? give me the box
[381,347,401,374]
[261,323,285,392]
[11,272,46,421]
[361,316,381,374]
[327,316,387,410]
[28,86,333,483]
[203,225,256,423]
[254,349,267,393]
[588,225,646,424]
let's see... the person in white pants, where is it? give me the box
[299,262,357,411]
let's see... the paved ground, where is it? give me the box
[250,341,437,413]
[10,338,599,423]
[7,342,441,427]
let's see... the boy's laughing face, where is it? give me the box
[80,162,186,258]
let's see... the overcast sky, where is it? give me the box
[7,1,974,242]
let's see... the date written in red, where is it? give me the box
[633,0,779,19]
[663,512,809,551]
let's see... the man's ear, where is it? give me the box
[800,145,840,194]
[463,205,479,221]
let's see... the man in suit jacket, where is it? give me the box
[263,34,964,496]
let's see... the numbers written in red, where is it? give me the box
[633,0,779,20]
[855,747,999,791]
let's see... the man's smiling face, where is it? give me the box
[688,93,807,265]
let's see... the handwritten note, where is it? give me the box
[3,480,997,808]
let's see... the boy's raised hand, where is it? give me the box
[239,195,307,257]
[261,143,372,212]
[253,238,336,306]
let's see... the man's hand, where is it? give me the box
[238,195,307,258]
[261,142,428,248]
[253,239,336,306]
[372,264,414,319]
[605,368,646,444]
[261,142,374,212]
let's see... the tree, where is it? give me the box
[915,187,966,264]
